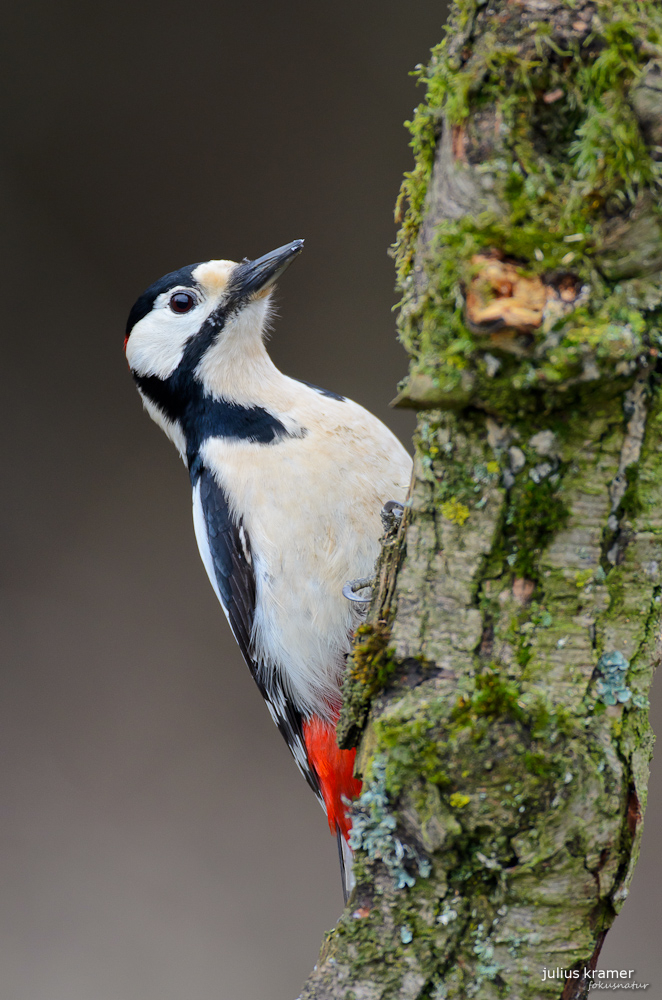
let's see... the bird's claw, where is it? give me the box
[344,504,405,603]
[342,577,373,603]
[381,500,405,533]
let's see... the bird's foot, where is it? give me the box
[381,500,405,534]
[342,577,373,603]
[343,503,405,604]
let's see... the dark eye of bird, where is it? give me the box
[169,291,196,314]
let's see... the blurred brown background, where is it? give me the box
[0,2,660,998]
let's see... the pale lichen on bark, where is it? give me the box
[300,3,662,998]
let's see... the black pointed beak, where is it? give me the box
[231,240,304,299]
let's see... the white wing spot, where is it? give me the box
[239,524,252,564]
[291,735,308,771]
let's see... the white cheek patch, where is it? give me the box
[126,299,207,378]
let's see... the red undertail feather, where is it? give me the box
[302,715,363,840]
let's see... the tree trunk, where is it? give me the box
[300,2,662,997]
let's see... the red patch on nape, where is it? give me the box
[302,715,363,841]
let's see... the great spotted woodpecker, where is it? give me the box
[124,241,412,898]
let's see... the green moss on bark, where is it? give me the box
[337,623,398,749]
[392,1,662,418]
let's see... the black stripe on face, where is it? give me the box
[125,263,202,337]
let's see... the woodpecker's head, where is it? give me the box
[125,240,303,381]
[125,240,304,463]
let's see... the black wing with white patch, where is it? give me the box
[196,467,322,801]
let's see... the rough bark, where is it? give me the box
[299,3,662,997]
